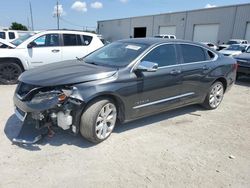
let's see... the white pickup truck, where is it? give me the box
[0,30,104,84]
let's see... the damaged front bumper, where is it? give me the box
[13,87,85,144]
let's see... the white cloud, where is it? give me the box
[53,4,65,16]
[205,3,217,8]
[71,1,87,12]
[91,2,103,9]
[120,0,128,3]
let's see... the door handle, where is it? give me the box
[170,69,181,75]
[52,49,60,53]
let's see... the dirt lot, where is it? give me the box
[0,77,250,188]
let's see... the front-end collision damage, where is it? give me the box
[13,84,85,144]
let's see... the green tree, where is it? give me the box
[9,22,28,31]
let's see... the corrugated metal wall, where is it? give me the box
[98,3,250,44]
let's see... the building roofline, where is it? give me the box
[98,3,250,23]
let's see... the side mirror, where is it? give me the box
[27,42,36,48]
[241,49,246,53]
[136,61,158,72]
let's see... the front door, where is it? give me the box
[27,34,62,68]
[129,44,183,119]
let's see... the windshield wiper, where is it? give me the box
[76,57,84,61]
[86,62,99,66]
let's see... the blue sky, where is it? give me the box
[0,0,249,31]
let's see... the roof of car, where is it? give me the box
[118,38,202,46]
[37,30,98,36]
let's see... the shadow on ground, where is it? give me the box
[4,104,204,150]
[236,76,250,87]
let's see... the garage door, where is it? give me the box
[245,22,250,42]
[193,24,219,43]
[159,26,176,35]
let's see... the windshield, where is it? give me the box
[226,45,246,51]
[83,41,149,67]
[11,34,33,46]
[227,41,239,45]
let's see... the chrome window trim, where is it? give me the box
[133,92,195,109]
[130,42,219,72]
[130,42,174,72]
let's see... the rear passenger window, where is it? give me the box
[63,34,83,46]
[142,44,177,67]
[206,50,215,60]
[180,44,206,63]
[9,32,15,39]
[82,35,93,45]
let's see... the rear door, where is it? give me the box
[61,34,92,61]
[177,43,216,104]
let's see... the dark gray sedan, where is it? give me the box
[13,38,237,144]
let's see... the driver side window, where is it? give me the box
[142,44,177,67]
[32,34,59,47]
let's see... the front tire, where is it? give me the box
[0,62,22,84]
[203,81,224,110]
[80,98,117,143]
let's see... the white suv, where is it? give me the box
[0,30,104,84]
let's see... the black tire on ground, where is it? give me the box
[0,62,23,84]
[236,73,241,80]
[202,81,224,110]
[80,98,117,143]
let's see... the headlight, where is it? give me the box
[31,91,62,104]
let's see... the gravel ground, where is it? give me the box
[0,77,250,188]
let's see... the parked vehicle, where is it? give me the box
[201,42,219,51]
[0,38,16,48]
[234,48,250,78]
[0,30,19,42]
[219,44,250,57]
[0,30,104,84]
[13,38,237,144]
[154,34,176,39]
[219,39,248,50]
[97,35,110,45]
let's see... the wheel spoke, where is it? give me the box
[102,124,107,138]
[96,122,104,131]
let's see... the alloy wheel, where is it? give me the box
[95,103,117,139]
[209,83,224,108]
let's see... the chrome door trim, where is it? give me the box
[133,92,195,109]
[130,42,218,73]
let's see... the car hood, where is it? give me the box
[0,38,16,48]
[19,60,118,86]
[220,50,241,56]
[219,44,229,48]
[235,53,250,61]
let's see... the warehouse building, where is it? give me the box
[97,3,250,44]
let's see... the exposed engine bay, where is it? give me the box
[13,82,85,144]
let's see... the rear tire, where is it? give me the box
[80,98,117,143]
[202,81,224,110]
[0,62,22,84]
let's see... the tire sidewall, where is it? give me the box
[0,62,22,84]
